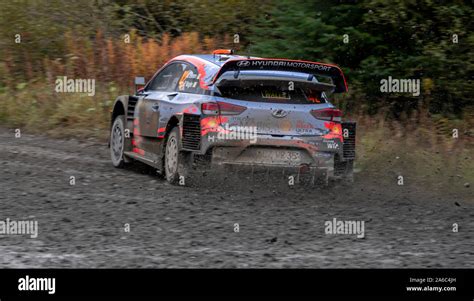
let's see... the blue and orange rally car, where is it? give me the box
[109,49,356,185]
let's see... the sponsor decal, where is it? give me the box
[132,147,145,155]
[178,70,190,91]
[262,90,290,99]
[173,55,217,89]
[323,139,339,149]
[238,60,333,72]
[157,127,166,138]
[296,120,314,129]
[279,120,292,131]
[200,116,229,136]
[236,60,251,67]
[178,70,199,91]
[183,105,198,114]
[296,120,315,134]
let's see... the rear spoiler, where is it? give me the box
[211,58,348,93]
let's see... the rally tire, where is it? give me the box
[110,115,128,168]
[164,127,190,184]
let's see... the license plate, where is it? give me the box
[268,150,301,163]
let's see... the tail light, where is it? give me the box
[201,101,246,116]
[217,101,246,115]
[310,108,342,121]
[201,102,219,115]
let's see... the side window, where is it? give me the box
[177,65,204,94]
[147,63,186,91]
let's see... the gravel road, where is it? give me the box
[0,128,472,268]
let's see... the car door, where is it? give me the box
[137,62,187,138]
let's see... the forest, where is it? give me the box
[0,0,472,133]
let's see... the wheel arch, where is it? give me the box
[111,96,129,127]
[164,115,181,138]
[109,95,132,148]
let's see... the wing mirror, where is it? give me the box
[134,77,145,94]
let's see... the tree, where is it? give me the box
[249,0,474,116]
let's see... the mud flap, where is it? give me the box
[333,156,354,183]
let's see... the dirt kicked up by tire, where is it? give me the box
[0,127,472,268]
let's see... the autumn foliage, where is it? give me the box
[2,30,228,89]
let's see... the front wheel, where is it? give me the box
[110,115,128,168]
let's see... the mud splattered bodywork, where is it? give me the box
[110,52,356,183]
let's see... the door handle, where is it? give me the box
[167,92,178,99]
[152,103,159,112]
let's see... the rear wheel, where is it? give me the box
[164,127,190,184]
[110,115,128,168]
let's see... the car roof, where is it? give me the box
[190,54,255,67]
[165,53,347,93]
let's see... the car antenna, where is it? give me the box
[233,70,240,79]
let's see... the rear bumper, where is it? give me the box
[180,114,356,171]
[202,133,342,170]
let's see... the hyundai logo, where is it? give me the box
[236,60,251,67]
[271,109,289,118]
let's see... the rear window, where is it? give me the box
[217,81,329,104]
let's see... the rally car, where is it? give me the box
[109,49,356,185]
